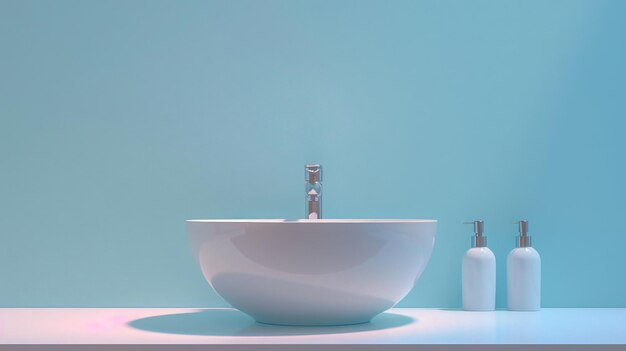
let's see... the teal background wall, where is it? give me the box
[1,0,625,308]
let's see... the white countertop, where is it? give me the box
[1,308,625,349]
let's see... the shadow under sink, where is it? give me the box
[128,308,415,337]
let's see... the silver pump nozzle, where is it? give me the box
[515,220,532,247]
[464,220,487,247]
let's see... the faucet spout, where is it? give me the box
[305,164,322,219]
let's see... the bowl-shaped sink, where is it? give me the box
[187,219,436,326]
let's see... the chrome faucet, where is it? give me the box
[305,164,322,219]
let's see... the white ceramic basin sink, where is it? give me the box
[187,219,437,326]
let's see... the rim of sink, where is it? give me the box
[187,219,437,223]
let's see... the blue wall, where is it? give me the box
[1,0,625,308]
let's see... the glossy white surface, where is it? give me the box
[1,308,625,345]
[507,247,541,311]
[187,219,437,325]
[462,247,496,311]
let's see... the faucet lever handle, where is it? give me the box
[305,164,322,183]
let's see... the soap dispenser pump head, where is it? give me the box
[464,220,487,248]
[515,220,532,248]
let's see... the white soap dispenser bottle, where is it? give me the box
[462,220,496,311]
[507,220,541,311]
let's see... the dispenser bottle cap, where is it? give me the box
[464,220,487,248]
[515,220,532,247]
